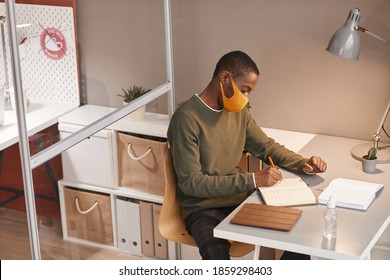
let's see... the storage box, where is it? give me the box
[59,123,115,189]
[117,132,168,196]
[63,186,113,246]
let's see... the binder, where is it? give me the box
[116,197,142,255]
[152,204,168,259]
[231,203,302,231]
[140,201,155,257]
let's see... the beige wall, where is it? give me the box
[76,0,167,109]
[77,0,390,141]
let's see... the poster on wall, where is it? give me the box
[36,26,69,61]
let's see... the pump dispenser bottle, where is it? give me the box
[323,196,337,239]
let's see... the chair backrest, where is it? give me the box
[158,149,197,246]
[158,148,255,258]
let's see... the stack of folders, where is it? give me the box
[318,178,384,211]
[116,198,168,259]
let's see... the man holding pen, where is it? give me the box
[167,50,327,260]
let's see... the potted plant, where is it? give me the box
[361,143,378,173]
[117,85,150,121]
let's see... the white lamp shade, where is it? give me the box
[326,8,362,60]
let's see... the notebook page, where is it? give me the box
[260,187,315,206]
[259,178,316,206]
[259,178,308,191]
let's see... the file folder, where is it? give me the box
[152,204,168,259]
[116,197,142,255]
[140,201,155,257]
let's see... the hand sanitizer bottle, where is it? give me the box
[323,195,337,239]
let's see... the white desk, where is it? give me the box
[261,127,315,154]
[214,134,390,260]
[0,102,78,151]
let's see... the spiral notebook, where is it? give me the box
[231,203,302,231]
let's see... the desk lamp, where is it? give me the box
[326,7,390,164]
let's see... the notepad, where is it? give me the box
[257,177,316,207]
[318,178,384,211]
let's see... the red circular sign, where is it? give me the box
[40,28,67,60]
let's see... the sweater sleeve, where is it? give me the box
[244,112,309,174]
[167,111,255,199]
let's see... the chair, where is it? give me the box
[158,148,256,259]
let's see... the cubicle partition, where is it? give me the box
[0,0,175,260]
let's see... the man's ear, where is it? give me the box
[219,71,234,98]
[219,71,229,84]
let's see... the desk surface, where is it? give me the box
[0,102,78,151]
[214,134,390,260]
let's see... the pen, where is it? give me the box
[268,156,276,168]
[268,156,282,182]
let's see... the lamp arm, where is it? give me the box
[376,101,390,136]
[356,26,390,45]
[355,25,390,139]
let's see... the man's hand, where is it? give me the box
[254,167,283,187]
[303,156,327,174]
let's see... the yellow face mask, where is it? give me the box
[220,74,249,112]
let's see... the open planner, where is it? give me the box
[318,178,384,211]
[257,177,316,207]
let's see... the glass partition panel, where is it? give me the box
[1,0,174,260]
[0,146,32,259]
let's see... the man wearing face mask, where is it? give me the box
[167,50,327,260]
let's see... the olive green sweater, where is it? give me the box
[167,95,309,218]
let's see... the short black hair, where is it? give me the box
[212,50,259,79]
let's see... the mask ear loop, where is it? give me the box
[220,73,235,99]
[227,73,245,96]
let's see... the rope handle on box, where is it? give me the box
[75,197,99,215]
[127,143,152,161]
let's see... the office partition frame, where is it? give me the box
[5,0,175,260]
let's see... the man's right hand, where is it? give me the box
[254,167,283,187]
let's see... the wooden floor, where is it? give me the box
[0,208,141,260]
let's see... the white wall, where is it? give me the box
[77,0,390,141]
